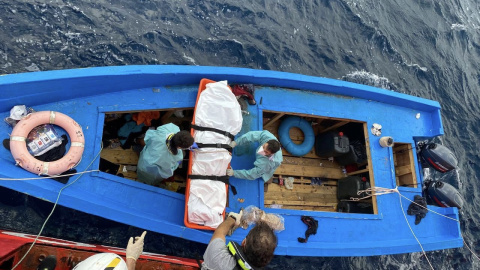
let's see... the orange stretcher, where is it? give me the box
[184,78,230,230]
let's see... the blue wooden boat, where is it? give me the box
[0,65,463,257]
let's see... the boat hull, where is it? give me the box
[0,66,462,257]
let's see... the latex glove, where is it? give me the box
[229,141,237,148]
[189,142,199,151]
[226,169,234,176]
[228,210,244,227]
[126,231,147,261]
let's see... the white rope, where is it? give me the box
[11,144,103,270]
[396,190,435,270]
[463,239,480,261]
[347,186,479,267]
[396,192,459,223]
[344,186,433,269]
[347,187,460,222]
[0,170,100,181]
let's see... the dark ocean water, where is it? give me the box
[1,0,479,269]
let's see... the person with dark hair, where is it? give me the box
[137,123,194,186]
[202,211,277,270]
[227,131,283,183]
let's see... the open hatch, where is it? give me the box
[99,108,194,194]
[263,110,377,214]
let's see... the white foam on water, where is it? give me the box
[451,24,467,31]
[182,53,197,65]
[343,70,396,91]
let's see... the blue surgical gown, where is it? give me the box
[137,123,183,185]
[233,131,283,182]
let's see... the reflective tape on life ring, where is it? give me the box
[10,136,26,142]
[9,111,85,175]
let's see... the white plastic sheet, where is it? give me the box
[187,81,243,228]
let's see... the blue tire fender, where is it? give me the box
[278,116,315,156]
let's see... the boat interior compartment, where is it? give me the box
[393,142,417,188]
[99,108,194,194]
[98,101,378,215]
[263,110,376,214]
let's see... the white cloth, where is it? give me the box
[187,81,242,228]
[9,105,28,120]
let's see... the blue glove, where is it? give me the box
[189,142,199,150]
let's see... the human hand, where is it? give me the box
[189,142,199,151]
[226,169,234,176]
[229,141,237,148]
[126,231,147,261]
[228,210,244,227]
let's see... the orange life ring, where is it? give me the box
[9,111,85,175]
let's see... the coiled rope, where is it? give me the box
[10,144,103,270]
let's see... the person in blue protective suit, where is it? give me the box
[201,210,277,270]
[137,123,194,186]
[226,131,282,182]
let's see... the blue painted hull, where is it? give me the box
[0,66,462,256]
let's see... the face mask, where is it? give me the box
[258,146,274,161]
[257,147,266,156]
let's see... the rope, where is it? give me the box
[11,144,103,270]
[349,186,478,267]
[396,190,434,270]
[0,170,100,181]
[463,239,480,261]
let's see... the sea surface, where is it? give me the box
[1,0,479,269]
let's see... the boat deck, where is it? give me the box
[0,66,462,257]
[99,107,372,214]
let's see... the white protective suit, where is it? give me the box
[187,81,243,228]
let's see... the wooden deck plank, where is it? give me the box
[274,163,344,179]
[281,156,341,169]
[264,184,338,202]
[264,113,285,128]
[264,204,337,212]
[363,123,377,214]
[265,183,337,195]
[347,168,370,176]
[319,121,349,133]
[265,200,337,207]
[101,147,139,165]
[395,164,412,176]
[287,178,338,186]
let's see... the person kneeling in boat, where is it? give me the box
[226,131,282,183]
[202,210,277,270]
[137,123,194,186]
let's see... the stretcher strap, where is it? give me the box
[191,124,235,140]
[196,143,232,152]
[189,175,237,195]
[189,174,230,184]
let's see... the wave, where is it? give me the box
[341,70,398,91]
